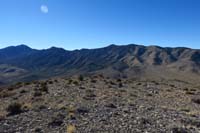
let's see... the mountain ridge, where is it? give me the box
[0,44,200,85]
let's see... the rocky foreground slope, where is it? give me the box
[1,75,200,132]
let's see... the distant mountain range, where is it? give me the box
[0,44,200,85]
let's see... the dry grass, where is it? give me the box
[67,124,76,133]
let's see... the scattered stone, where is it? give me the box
[105,103,117,108]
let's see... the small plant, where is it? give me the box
[33,91,42,97]
[79,86,86,90]
[24,82,31,85]
[192,98,200,104]
[48,113,65,127]
[119,82,123,88]
[7,102,23,115]
[83,89,96,100]
[0,91,16,98]
[20,89,26,94]
[48,80,53,84]
[117,78,122,82]
[73,81,79,85]
[190,88,197,92]
[40,82,48,93]
[68,79,73,84]
[67,124,76,133]
[68,105,76,120]
[91,79,97,83]
[78,75,84,81]
[109,81,116,85]
[185,91,195,95]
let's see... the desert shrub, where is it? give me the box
[180,108,190,112]
[85,89,96,96]
[171,127,188,133]
[117,78,122,82]
[67,124,76,133]
[190,88,197,92]
[185,91,195,95]
[67,105,76,120]
[40,82,48,93]
[78,75,84,81]
[34,127,43,132]
[24,82,31,85]
[20,89,26,94]
[91,79,97,83]
[0,91,16,98]
[7,102,23,115]
[98,74,104,78]
[48,80,53,84]
[7,86,14,91]
[110,81,116,85]
[68,79,73,84]
[119,82,123,88]
[33,80,38,84]
[48,113,65,127]
[192,98,200,104]
[0,114,5,121]
[73,81,79,85]
[7,82,24,90]
[33,91,42,97]
[83,89,96,100]
[79,86,86,90]
[169,84,175,88]
[77,106,89,115]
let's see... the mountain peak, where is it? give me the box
[0,44,34,61]
[15,44,32,50]
[17,44,30,48]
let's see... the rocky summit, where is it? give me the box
[0,74,200,132]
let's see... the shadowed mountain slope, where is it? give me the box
[0,44,200,84]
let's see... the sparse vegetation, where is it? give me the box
[40,82,48,93]
[6,102,23,116]
[1,76,200,132]
[78,75,84,81]
[67,124,76,133]
[185,91,195,95]
[192,98,200,104]
[73,81,79,85]
[0,91,16,98]
[91,79,97,83]
[33,91,42,97]
[20,89,26,94]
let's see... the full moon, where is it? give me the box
[40,5,48,14]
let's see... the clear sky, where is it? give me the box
[0,0,200,50]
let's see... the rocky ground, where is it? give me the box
[0,75,200,133]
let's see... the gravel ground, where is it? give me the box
[0,75,200,133]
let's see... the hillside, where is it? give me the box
[1,44,200,132]
[1,75,200,132]
[0,44,200,85]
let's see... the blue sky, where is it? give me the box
[0,0,200,50]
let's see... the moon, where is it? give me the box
[40,5,48,14]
